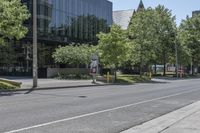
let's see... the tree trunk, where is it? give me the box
[114,69,117,82]
[163,51,166,76]
[192,57,194,75]
[113,66,117,83]
[76,63,80,75]
[140,55,143,78]
[154,63,157,75]
[111,68,117,83]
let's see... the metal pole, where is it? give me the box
[33,0,38,87]
[175,42,178,78]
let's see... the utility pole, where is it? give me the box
[175,41,178,78]
[33,0,38,87]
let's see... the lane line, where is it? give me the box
[4,88,200,133]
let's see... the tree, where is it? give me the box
[154,5,177,76]
[128,8,158,76]
[97,24,130,81]
[52,44,97,74]
[179,14,200,74]
[0,0,30,45]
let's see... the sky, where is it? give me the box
[109,0,200,25]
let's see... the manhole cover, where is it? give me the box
[78,96,87,98]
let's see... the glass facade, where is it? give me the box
[0,0,112,76]
[22,0,113,43]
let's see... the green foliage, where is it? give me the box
[52,44,97,66]
[128,8,158,66]
[56,73,91,80]
[103,74,150,84]
[179,14,200,65]
[0,81,18,90]
[0,79,21,87]
[97,24,131,68]
[154,5,177,64]
[117,75,150,83]
[128,5,177,75]
[0,0,30,45]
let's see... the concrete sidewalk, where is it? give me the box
[1,77,109,91]
[121,101,200,133]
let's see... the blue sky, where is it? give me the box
[109,0,200,25]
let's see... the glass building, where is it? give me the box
[22,0,112,44]
[0,0,112,77]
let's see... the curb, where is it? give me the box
[0,83,114,93]
[121,101,200,133]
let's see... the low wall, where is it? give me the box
[47,68,89,78]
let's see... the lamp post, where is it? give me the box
[173,32,178,78]
[175,41,178,78]
[33,0,38,87]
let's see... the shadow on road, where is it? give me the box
[24,88,36,94]
[0,91,22,97]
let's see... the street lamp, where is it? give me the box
[33,0,38,87]
[175,41,178,78]
[173,32,178,78]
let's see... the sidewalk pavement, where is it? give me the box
[1,77,109,91]
[121,101,200,133]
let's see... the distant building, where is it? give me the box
[192,10,200,16]
[113,0,144,29]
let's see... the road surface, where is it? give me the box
[1,79,200,133]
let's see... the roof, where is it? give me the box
[112,0,145,30]
[137,0,145,11]
[113,9,135,30]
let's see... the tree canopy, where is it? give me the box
[97,24,131,80]
[52,44,97,67]
[0,0,30,44]
[128,8,157,70]
[128,5,177,75]
[97,24,130,68]
[179,14,200,74]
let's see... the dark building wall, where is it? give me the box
[22,0,113,44]
[192,10,200,16]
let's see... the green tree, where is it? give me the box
[179,14,200,74]
[0,0,30,45]
[154,5,177,75]
[52,44,97,74]
[128,8,158,76]
[97,24,130,81]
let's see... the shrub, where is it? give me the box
[56,74,91,80]
[0,81,18,90]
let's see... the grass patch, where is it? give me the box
[103,74,151,84]
[0,81,19,90]
[117,74,151,84]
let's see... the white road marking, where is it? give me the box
[5,88,200,133]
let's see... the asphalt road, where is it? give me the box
[1,79,200,133]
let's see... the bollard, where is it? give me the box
[107,72,110,83]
